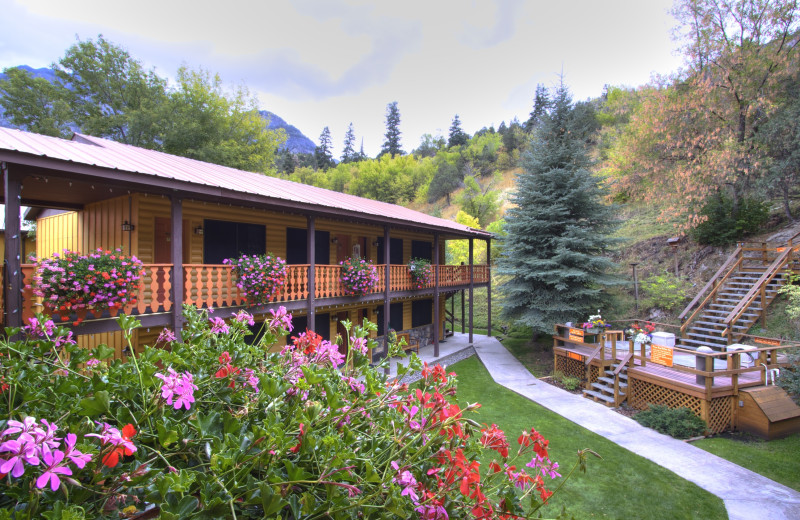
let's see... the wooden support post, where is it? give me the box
[307,216,316,332]
[461,287,465,334]
[171,197,184,338]
[3,163,22,329]
[486,237,491,338]
[468,238,474,345]
[433,232,440,357]
[705,355,713,401]
[383,225,391,374]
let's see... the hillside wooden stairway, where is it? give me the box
[678,235,800,351]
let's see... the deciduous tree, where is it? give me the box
[0,67,72,138]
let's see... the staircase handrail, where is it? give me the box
[678,245,743,328]
[584,344,605,366]
[721,247,791,336]
[612,352,633,376]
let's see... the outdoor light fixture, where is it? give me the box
[194,226,204,236]
[372,239,379,246]
[331,237,339,244]
[121,221,135,232]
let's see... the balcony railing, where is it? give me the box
[16,263,489,323]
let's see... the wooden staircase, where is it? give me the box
[678,238,799,351]
[582,353,632,407]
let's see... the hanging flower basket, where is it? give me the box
[29,248,143,324]
[408,258,433,289]
[224,253,287,305]
[340,257,379,296]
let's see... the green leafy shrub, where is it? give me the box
[634,405,707,439]
[551,371,582,391]
[641,273,691,312]
[0,308,580,519]
[690,194,768,245]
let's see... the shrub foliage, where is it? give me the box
[0,307,585,519]
[634,405,707,439]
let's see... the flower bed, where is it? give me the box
[340,257,379,296]
[29,248,143,323]
[0,308,581,519]
[408,258,433,289]
[224,253,287,305]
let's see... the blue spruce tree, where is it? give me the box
[498,82,619,336]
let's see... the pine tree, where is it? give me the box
[524,83,550,132]
[380,101,403,158]
[448,114,469,147]
[315,126,334,170]
[341,123,356,163]
[497,83,619,337]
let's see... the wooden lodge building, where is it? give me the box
[0,127,491,357]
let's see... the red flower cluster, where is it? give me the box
[480,424,509,458]
[225,254,287,305]
[291,329,323,355]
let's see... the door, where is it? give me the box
[154,217,172,264]
[335,234,351,263]
[286,228,331,264]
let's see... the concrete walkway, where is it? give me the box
[395,333,800,520]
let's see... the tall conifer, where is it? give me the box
[497,82,619,336]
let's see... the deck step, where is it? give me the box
[597,377,627,389]
[582,389,616,405]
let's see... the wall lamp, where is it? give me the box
[121,221,135,232]
[331,237,339,244]
[372,239,379,246]
[194,226,204,236]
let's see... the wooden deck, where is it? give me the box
[554,340,763,399]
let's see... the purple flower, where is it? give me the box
[63,433,92,469]
[36,449,72,491]
[268,306,293,332]
[210,317,229,335]
[234,310,255,326]
[158,328,177,343]
[350,336,368,356]
[155,368,198,410]
[0,435,40,477]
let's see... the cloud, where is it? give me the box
[460,0,524,48]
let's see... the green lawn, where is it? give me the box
[693,432,800,491]
[449,356,727,520]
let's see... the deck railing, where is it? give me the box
[16,263,488,323]
[553,323,795,399]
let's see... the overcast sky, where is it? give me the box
[1,0,684,158]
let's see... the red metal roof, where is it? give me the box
[0,127,489,237]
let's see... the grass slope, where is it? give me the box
[449,356,727,520]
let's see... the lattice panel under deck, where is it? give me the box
[554,354,585,381]
[628,378,734,434]
[708,397,734,434]
[628,378,703,416]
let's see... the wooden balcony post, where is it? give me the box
[486,237,492,337]
[171,196,184,337]
[433,232,440,357]
[469,238,474,344]
[461,286,465,334]
[307,216,316,330]
[383,226,391,374]
[3,162,22,329]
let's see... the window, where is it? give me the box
[411,299,433,327]
[203,219,265,264]
[376,237,403,264]
[376,302,404,335]
[286,228,331,264]
[411,240,432,262]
